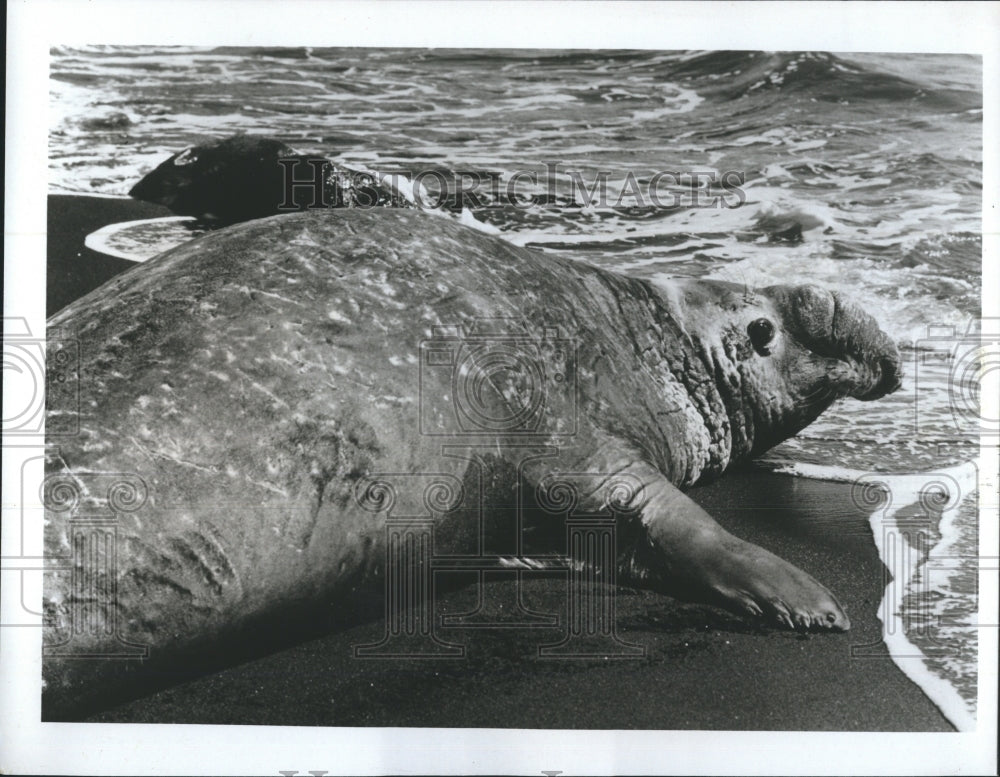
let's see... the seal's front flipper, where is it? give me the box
[630,471,850,631]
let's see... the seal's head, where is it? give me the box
[129,135,306,224]
[661,279,901,463]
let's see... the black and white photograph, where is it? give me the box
[3,1,998,774]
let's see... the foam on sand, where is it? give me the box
[84,215,203,262]
[773,460,979,731]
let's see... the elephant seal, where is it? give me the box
[43,207,900,718]
[129,134,412,224]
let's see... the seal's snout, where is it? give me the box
[852,351,902,401]
[829,292,902,401]
[881,354,903,394]
[877,351,902,396]
[772,284,901,402]
[129,170,175,209]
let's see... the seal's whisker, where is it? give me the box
[794,382,829,406]
[797,385,834,409]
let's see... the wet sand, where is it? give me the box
[48,195,953,730]
[46,194,173,316]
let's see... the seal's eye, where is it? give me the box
[748,318,776,354]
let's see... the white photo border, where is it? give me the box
[4,1,998,774]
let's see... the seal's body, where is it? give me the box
[44,208,900,718]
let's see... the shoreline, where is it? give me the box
[865,463,979,731]
[766,460,978,731]
[47,194,173,316]
[48,194,955,730]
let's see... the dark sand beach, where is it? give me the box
[47,194,173,316]
[48,195,954,731]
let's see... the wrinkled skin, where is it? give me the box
[43,208,900,717]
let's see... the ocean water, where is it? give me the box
[48,47,984,728]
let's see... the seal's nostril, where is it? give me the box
[850,350,902,401]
